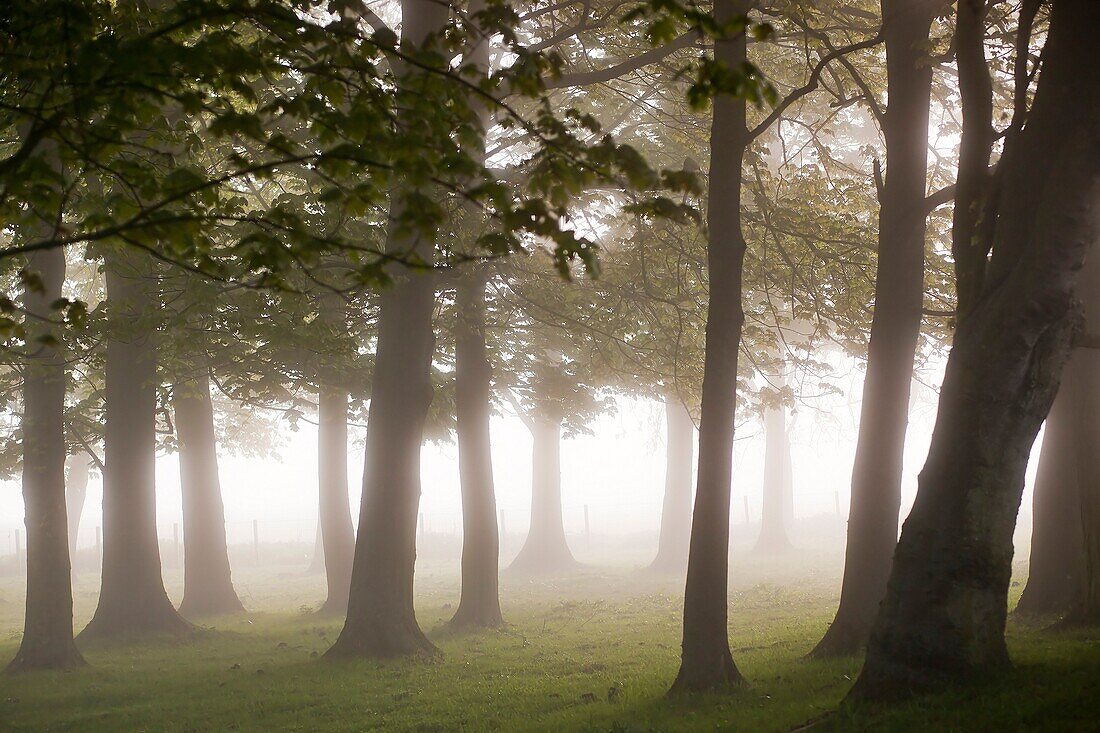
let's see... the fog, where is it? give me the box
[1,356,1042,567]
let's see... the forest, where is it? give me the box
[1,0,1099,730]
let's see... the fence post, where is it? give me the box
[253,519,260,565]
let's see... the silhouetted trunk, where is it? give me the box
[754,405,793,553]
[1016,390,1084,616]
[174,375,244,618]
[649,397,694,575]
[81,252,191,639]
[1060,252,1100,626]
[851,0,1100,699]
[1071,420,1100,624]
[509,416,577,575]
[810,0,935,658]
[670,0,750,693]
[317,388,355,616]
[450,273,503,628]
[326,0,447,660]
[7,247,84,673]
[66,455,90,563]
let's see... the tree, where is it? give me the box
[649,396,695,575]
[851,0,1100,699]
[671,0,754,693]
[810,0,939,657]
[80,251,191,639]
[450,271,504,627]
[506,366,583,577]
[753,399,794,553]
[65,455,92,564]
[1054,253,1100,626]
[174,374,246,618]
[1016,389,1085,616]
[315,289,357,617]
[6,247,85,672]
[326,0,452,659]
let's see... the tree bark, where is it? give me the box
[174,374,245,618]
[1059,249,1100,626]
[65,454,90,565]
[648,397,695,575]
[670,0,750,693]
[324,254,438,656]
[810,0,936,658]
[80,252,191,639]
[754,405,794,553]
[850,0,1100,699]
[317,388,355,616]
[450,273,504,628]
[1015,389,1084,616]
[325,0,448,660]
[6,247,85,673]
[509,416,578,575]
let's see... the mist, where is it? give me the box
[3,0,1099,730]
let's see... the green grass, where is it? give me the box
[0,550,1097,731]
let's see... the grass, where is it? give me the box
[0,545,1097,731]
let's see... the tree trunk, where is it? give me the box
[450,273,504,628]
[509,417,578,575]
[174,374,245,618]
[1060,248,1100,626]
[648,397,695,575]
[325,0,448,661]
[66,455,90,565]
[324,259,438,657]
[6,247,85,673]
[317,388,355,616]
[80,252,191,639]
[810,0,935,658]
[754,405,794,553]
[670,0,750,693]
[851,0,1100,699]
[1015,389,1084,616]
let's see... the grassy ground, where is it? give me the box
[0,545,1097,732]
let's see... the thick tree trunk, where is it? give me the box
[317,388,355,616]
[1016,389,1084,616]
[326,0,447,661]
[174,375,244,618]
[670,0,750,693]
[80,253,191,640]
[509,417,578,576]
[325,259,438,657]
[7,247,84,673]
[648,397,695,575]
[65,455,90,564]
[810,0,935,658]
[1060,252,1100,626]
[851,0,1100,699]
[754,405,794,553]
[450,274,503,628]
